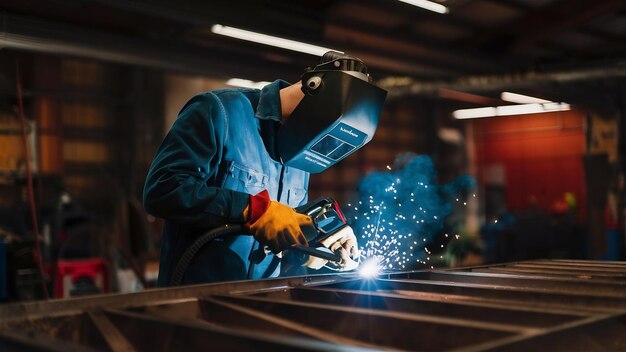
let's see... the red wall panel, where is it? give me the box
[473,110,586,216]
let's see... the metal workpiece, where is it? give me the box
[2,260,626,351]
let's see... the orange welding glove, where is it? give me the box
[244,190,311,254]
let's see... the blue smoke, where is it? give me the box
[346,154,475,269]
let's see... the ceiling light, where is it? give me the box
[211,24,341,56]
[453,102,571,119]
[397,0,449,14]
[226,78,271,89]
[501,92,551,104]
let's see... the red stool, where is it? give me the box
[54,258,109,298]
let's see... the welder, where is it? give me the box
[143,51,386,286]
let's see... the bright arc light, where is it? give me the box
[501,92,552,104]
[359,257,382,279]
[453,102,571,119]
[397,0,449,14]
[211,24,342,56]
[226,78,271,89]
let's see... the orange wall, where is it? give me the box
[472,109,586,216]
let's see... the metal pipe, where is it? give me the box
[381,64,626,97]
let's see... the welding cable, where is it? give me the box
[169,225,242,286]
[16,60,50,299]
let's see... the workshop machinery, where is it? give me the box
[2,259,626,351]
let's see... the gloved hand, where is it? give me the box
[304,226,359,271]
[244,190,311,254]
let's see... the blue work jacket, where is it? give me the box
[143,80,310,286]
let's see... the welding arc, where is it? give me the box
[170,225,243,286]
[16,60,50,299]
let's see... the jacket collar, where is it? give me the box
[255,79,291,122]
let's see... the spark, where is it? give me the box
[346,155,475,271]
[358,257,382,278]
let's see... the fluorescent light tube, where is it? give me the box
[226,78,271,89]
[453,107,497,119]
[453,102,571,119]
[211,24,341,56]
[501,92,551,104]
[397,0,449,14]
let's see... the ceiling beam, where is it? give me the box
[509,0,626,53]
[75,0,463,77]
[352,0,485,33]
[471,0,626,54]
[499,0,626,49]
[80,0,327,43]
[0,13,303,82]
[324,18,507,74]
[329,0,516,69]
[324,23,467,76]
[69,0,490,77]
[438,88,502,105]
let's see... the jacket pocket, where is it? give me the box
[287,188,308,207]
[221,160,269,194]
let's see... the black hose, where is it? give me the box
[169,225,242,286]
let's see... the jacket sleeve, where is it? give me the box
[142,92,249,229]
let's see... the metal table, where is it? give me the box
[2,259,626,351]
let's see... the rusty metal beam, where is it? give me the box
[0,273,347,324]
[211,294,521,351]
[531,259,626,267]
[200,296,384,349]
[472,267,626,282]
[103,309,365,352]
[325,278,626,312]
[391,270,626,296]
[0,330,96,352]
[87,311,136,352]
[259,286,585,327]
[505,263,626,274]
[476,314,626,352]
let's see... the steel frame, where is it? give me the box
[2,260,626,351]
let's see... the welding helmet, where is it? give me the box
[277,51,387,173]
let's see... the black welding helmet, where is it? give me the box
[277,51,387,173]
